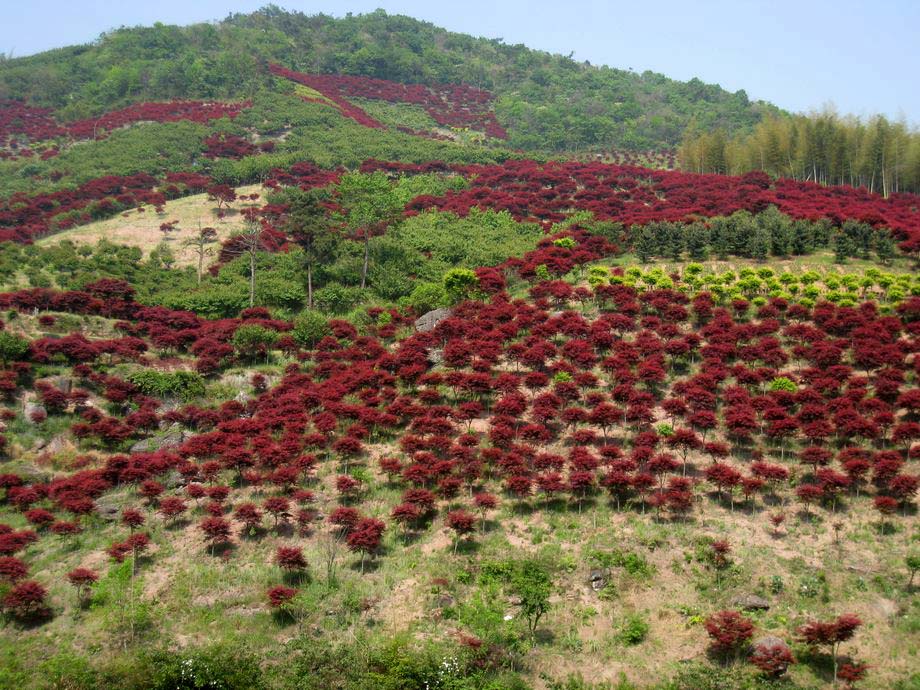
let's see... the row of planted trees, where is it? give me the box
[679,110,920,196]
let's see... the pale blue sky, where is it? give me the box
[3,1,918,123]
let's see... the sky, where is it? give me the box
[2,0,918,123]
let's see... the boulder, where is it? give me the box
[96,501,120,522]
[588,568,609,591]
[163,470,186,490]
[414,308,452,333]
[43,434,69,456]
[731,594,771,611]
[435,593,456,609]
[52,377,73,395]
[16,467,53,484]
[130,424,190,453]
[23,402,46,424]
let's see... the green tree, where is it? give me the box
[749,224,772,261]
[336,172,403,290]
[0,331,29,364]
[443,267,479,304]
[632,225,656,263]
[282,188,339,308]
[907,554,920,590]
[232,324,278,362]
[291,311,330,348]
[405,282,448,313]
[685,223,709,261]
[223,216,265,308]
[511,560,552,643]
[183,223,219,286]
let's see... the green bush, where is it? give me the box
[291,310,330,348]
[404,282,448,314]
[0,331,29,364]
[618,613,650,645]
[128,370,206,402]
[145,645,264,690]
[313,284,366,315]
[443,267,479,304]
[231,324,278,361]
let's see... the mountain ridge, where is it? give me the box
[0,5,777,152]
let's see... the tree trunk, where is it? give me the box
[197,249,204,286]
[307,263,313,308]
[361,233,369,290]
[249,250,256,308]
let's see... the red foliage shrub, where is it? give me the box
[267,585,297,608]
[750,638,795,677]
[2,580,51,621]
[704,610,755,656]
[275,545,307,572]
[0,556,27,582]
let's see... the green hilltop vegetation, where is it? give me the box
[0,5,775,152]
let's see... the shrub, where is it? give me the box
[2,580,51,622]
[0,556,27,582]
[797,614,862,685]
[313,284,364,315]
[128,370,205,401]
[66,568,99,603]
[291,311,330,348]
[404,281,448,314]
[146,645,264,690]
[704,610,754,659]
[232,325,278,361]
[750,638,795,677]
[443,267,479,304]
[267,585,297,608]
[0,331,30,364]
[276,546,308,574]
[619,613,650,645]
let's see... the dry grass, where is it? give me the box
[37,184,264,267]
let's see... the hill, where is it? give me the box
[0,7,918,690]
[0,6,775,153]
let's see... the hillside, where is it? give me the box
[0,6,775,153]
[0,7,918,690]
[0,157,918,690]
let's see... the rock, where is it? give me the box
[40,435,69,456]
[846,564,874,575]
[16,467,53,484]
[414,308,452,333]
[428,348,444,365]
[435,593,455,609]
[588,568,609,591]
[871,597,898,619]
[130,438,155,453]
[52,377,73,395]
[96,501,120,522]
[48,434,68,453]
[163,470,185,490]
[731,594,771,611]
[130,425,190,453]
[23,402,46,424]
[235,391,251,405]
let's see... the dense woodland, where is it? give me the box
[679,112,920,196]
